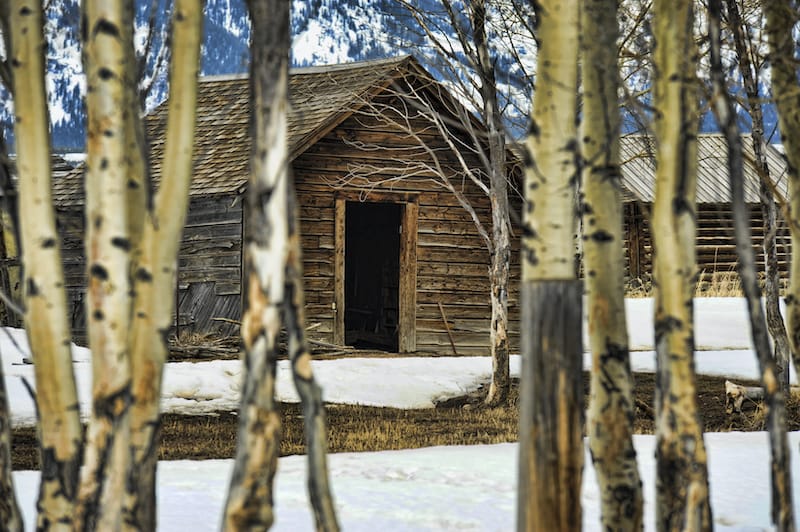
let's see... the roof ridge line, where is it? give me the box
[198,55,413,83]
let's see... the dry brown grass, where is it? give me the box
[694,270,743,297]
[625,269,772,298]
[624,276,652,298]
[12,372,798,471]
[731,388,800,432]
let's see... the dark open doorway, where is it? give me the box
[345,201,401,351]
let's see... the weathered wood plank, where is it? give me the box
[333,198,345,345]
[518,280,583,532]
[399,201,418,353]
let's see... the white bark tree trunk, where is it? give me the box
[517,0,583,529]
[9,0,83,528]
[470,0,511,407]
[123,1,203,528]
[765,0,800,389]
[581,0,643,528]
[651,0,712,528]
[75,0,135,527]
[223,2,339,528]
[222,45,288,517]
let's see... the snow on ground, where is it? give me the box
[5,297,800,530]
[13,433,800,531]
[1,297,793,426]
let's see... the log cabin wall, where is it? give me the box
[293,101,522,355]
[56,207,87,339]
[622,201,791,290]
[33,62,794,355]
[176,195,243,336]
[51,195,245,343]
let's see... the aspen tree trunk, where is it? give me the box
[223,0,290,528]
[727,0,791,392]
[120,0,149,251]
[0,354,21,531]
[0,130,21,532]
[764,0,800,383]
[470,0,512,408]
[517,0,582,530]
[709,3,794,528]
[651,0,712,529]
[0,212,21,532]
[285,182,340,531]
[581,0,643,528]
[75,0,135,528]
[123,1,203,528]
[9,1,84,529]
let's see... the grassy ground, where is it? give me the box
[11,372,797,471]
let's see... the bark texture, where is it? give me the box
[765,0,800,386]
[470,0,511,407]
[123,1,203,528]
[10,0,83,528]
[518,0,582,529]
[727,0,791,391]
[0,51,21,526]
[76,0,135,527]
[0,342,22,531]
[285,182,340,531]
[395,0,513,405]
[581,0,643,528]
[651,0,712,529]
[517,282,583,531]
[223,2,339,528]
[709,2,794,528]
[223,0,296,528]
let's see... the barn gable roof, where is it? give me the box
[619,134,789,203]
[4,154,77,197]
[52,55,433,205]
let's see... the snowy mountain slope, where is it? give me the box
[2,0,538,150]
[2,0,404,149]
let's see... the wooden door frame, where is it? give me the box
[334,191,418,352]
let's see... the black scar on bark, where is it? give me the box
[42,238,56,248]
[135,268,153,283]
[654,316,682,343]
[111,237,131,251]
[522,224,538,239]
[601,341,628,364]
[590,230,614,242]
[522,148,533,168]
[93,19,120,38]
[90,264,109,281]
[524,247,539,266]
[26,278,39,296]
[40,445,80,500]
[93,382,132,421]
[671,197,693,217]
[98,67,114,81]
[528,119,540,139]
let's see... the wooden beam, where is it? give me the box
[437,301,458,356]
[334,198,345,345]
[399,200,418,353]
[335,189,420,205]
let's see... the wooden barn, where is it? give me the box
[4,56,791,355]
[0,154,77,328]
[40,55,521,354]
[618,134,791,287]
